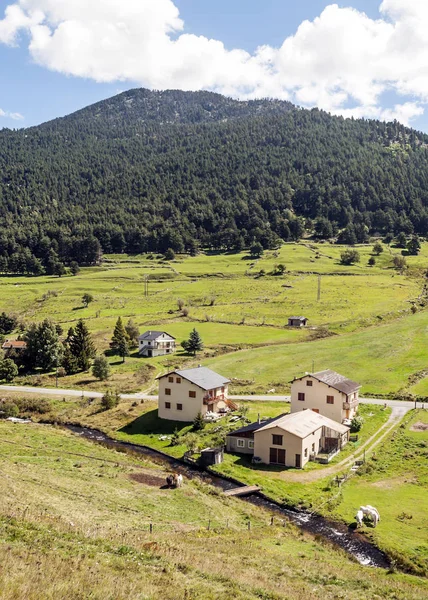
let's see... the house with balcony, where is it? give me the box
[226,410,350,468]
[138,331,176,357]
[290,369,360,424]
[157,366,232,422]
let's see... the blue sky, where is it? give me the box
[1,0,427,132]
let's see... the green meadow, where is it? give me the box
[0,240,427,396]
[1,421,427,599]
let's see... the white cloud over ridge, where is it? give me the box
[0,107,24,120]
[0,0,427,125]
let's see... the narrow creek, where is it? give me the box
[65,424,389,569]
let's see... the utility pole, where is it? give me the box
[144,275,149,298]
[312,359,315,373]
[317,274,321,301]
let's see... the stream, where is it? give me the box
[65,424,390,569]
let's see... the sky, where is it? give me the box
[1,0,428,131]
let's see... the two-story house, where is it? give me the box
[226,410,350,469]
[290,369,361,424]
[157,366,230,422]
[138,331,176,357]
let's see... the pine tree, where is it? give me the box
[110,317,130,363]
[183,328,203,356]
[125,319,139,347]
[24,319,62,371]
[92,355,111,381]
[65,320,96,372]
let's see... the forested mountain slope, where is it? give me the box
[1,88,428,272]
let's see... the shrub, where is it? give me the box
[15,397,51,414]
[340,249,360,265]
[101,391,120,410]
[0,358,18,382]
[393,255,407,270]
[368,256,376,266]
[372,241,383,255]
[92,355,111,381]
[350,416,364,433]
[193,411,205,431]
[0,400,19,418]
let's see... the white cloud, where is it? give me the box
[0,0,428,125]
[0,107,24,120]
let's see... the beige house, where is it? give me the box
[226,411,350,469]
[157,366,230,422]
[290,370,361,424]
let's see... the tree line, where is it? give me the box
[1,89,428,275]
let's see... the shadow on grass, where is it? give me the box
[72,306,85,311]
[119,409,192,438]
[230,453,296,473]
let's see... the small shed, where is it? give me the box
[199,447,224,467]
[288,316,308,327]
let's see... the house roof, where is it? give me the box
[138,330,175,341]
[309,370,361,394]
[2,340,27,349]
[226,414,288,437]
[256,410,350,439]
[288,316,307,321]
[159,366,230,391]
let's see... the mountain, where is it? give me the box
[0,88,427,273]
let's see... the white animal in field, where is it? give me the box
[359,505,380,527]
[355,509,364,527]
[172,473,183,488]
[366,505,380,522]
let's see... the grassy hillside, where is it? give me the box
[0,421,427,599]
[0,241,427,396]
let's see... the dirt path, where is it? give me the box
[281,404,410,483]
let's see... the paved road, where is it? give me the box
[0,385,424,410]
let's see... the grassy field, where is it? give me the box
[333,409,428,576]
[0,240,427,396]
[1,421,427,599]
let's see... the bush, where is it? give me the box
[92,355,111,381]
[340,249,360,265]
[350,416,364,433]
[101,391,120,410]
[368,256,376,266]
[193,411,205,431]
[393,255,407,270]
[0,400,19,418]
[15,397,51,414]
[0,358,18,382]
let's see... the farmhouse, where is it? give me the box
[1,340,27,357]
[138,331,176,357]
[226,411,350,468]
[157,366,231,422]
[291,370,360,424]
[288,316,308,327]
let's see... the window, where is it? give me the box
[312,443,315,452]
[326,395,334,404]
[165,402,171,409]
[248,440,254,449]
[237,439,245,448]
[298,392,305,402]
[306,380,313,386]
[189,391,196,398]
[304,448,308,458]
[272,434,283,446]
[168,376,174,383]
[176,377,181,384]
[165,388,171,396]
[177,403,183,411]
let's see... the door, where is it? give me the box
[295,454,301,468]
[270,448,286,465]
[278,448,286,465]
[269,447,277,464]
[148,350,152,357]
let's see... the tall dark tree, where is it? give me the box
[110,317,130,363]
[64,320,96,372]
[182,328,204,356]
[24,319,62,371]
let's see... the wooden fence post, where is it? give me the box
[149,523,153,534]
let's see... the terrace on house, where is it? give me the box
[226,411,350,468]
[138,331,176,357]
[157,366,232,422]
[290,370,360,424]
[288,316,308,327]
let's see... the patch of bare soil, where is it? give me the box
[129,471,166,487]
[410,421,428,432]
